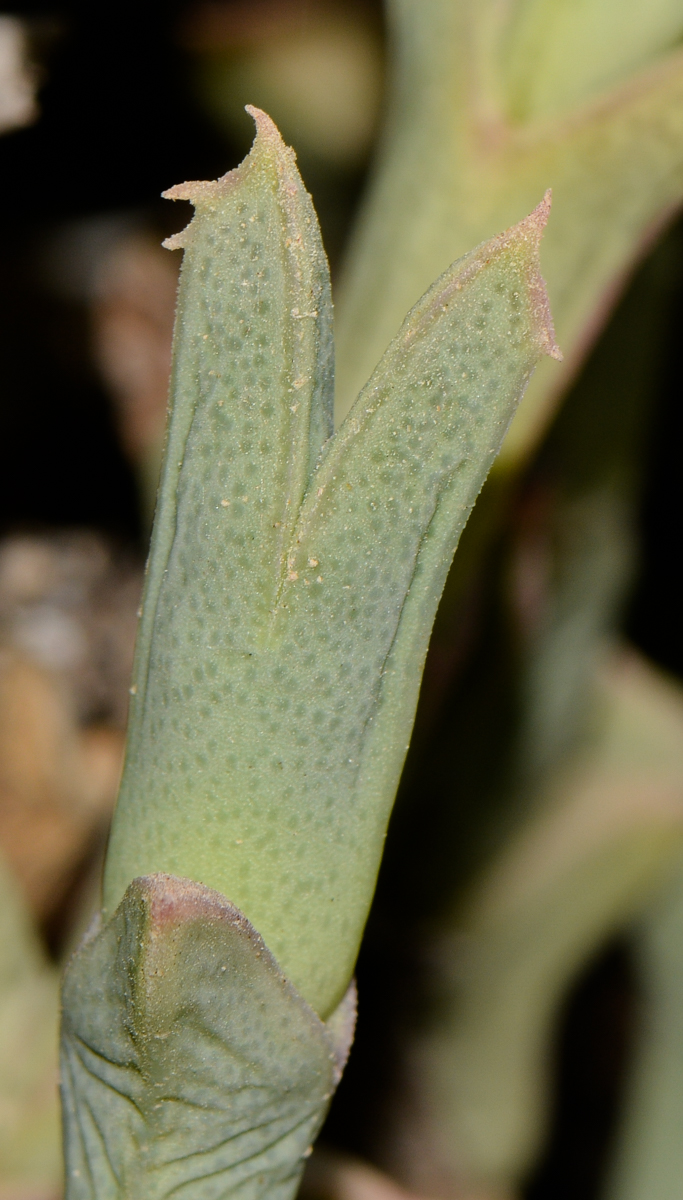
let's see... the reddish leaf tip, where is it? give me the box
[513,190,562,362]
[245,104,284,145]
[161,107,299,250]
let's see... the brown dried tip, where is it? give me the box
[161,107,294,251]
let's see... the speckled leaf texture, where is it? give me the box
[103,110,559,1021]
[61,875,355,1200]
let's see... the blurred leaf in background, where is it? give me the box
[0,848,61,1197]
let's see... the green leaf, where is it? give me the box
[103,110,558,1019]
[133,104,333,699]
[61,874,355,1200]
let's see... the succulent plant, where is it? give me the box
[61,108,559,1198]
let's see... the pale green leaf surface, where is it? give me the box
[131,104,333,708]
[499,0,683,121]
[61,874,354,1200]
[104,112,558,1019]
[335,0,683,466]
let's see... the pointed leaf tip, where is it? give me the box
[504,190,562,362]
[526,190,562,362]
[161,107,298,250]
[244,103,301,199]
[245,103,285,145]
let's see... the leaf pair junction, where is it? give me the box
[102,108,559,1021]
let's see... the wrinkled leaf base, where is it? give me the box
[61,874,355,1200]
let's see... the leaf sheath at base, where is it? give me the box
[60,874,355,1200]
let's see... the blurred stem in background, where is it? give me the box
[605,861,683,1200]
[0,848,61,1192]
[320,215,683,1200]
[314,3,683,1199]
